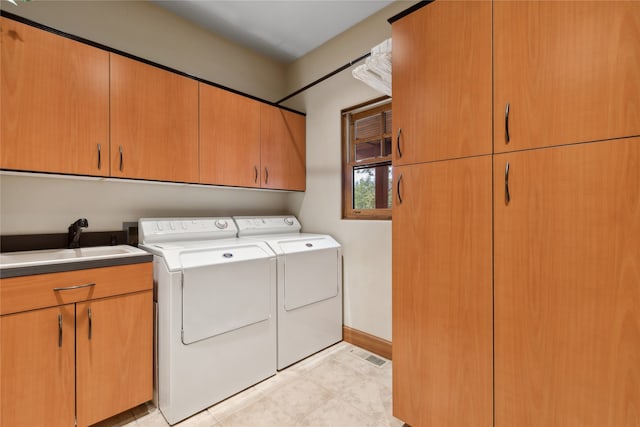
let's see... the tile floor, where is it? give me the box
[95,342,404,427]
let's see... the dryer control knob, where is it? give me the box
[284,217,294,226]
[215,220,228,230]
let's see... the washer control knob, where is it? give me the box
[181,221,188,230]
[157,222,164,231]
[169,221,176,230]
[284,217,295,226]
[215,220,228,230]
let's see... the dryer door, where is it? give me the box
[180,247,274,344]
[280,238,340,311]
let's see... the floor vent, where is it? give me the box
[348,348,388,368]
[365,354,387,367]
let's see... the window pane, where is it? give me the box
[355,140,381,161]
[353,163,392,210]
[354,114,381,140]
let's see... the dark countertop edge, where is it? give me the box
[388,0,435,24]
[0,11,305,117]
[0,254,153,279]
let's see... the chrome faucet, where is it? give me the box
[68,218,88,249]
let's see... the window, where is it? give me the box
[342,97,392,220]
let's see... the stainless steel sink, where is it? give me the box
[0,245,148,269]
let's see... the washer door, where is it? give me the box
[181,256,273,345]
[282,247,340,311]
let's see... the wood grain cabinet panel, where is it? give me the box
[0,263,152,427]
[0,17,109,176]
[392,156,493,427]
[0,304,75,427]
[76,291,153,427]
[392,0,492,165]
[110,54,198,183]
[494,137,640,427]
[494,1,640,152]
[260,104,306,191]
[199,84,261,188]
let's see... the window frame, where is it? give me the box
[342,96,392,220]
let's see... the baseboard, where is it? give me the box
[342,325,392,360]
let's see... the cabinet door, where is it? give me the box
[260,104,306,191]
[494,1,640,152]
[0,18,109,176]
[391,1,492,165]
[494,138,640,427]
[110,54,198,182]
[392,157,492,427]
[199,84,261,187]
[0,304,75,427]
[76,291,153,427]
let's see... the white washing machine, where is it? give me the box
[234,216,342,370]
[138,218,276,425]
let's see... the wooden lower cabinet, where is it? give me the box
[0,264,152,427]
[392,156,493,427]
[0,305,76,427]
[494,137,640,427]
[76,291,153,427]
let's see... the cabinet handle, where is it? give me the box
[97,144,102,170]
[58,314,63,348]
[505,103,511,144]
[505,161,511,205]
[53,283,96,292]
[396,128,403,158]
[254,166,259,184]
[119,146,124,172]
[88,307,92,340]
[265,167,269,184]
[396,173,403,204]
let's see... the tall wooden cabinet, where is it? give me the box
[110,54,199,183]
[392,157,492,427]
[494,138,640,427]
[391,1,640,427]
[260,104,306,191]
[0,17,109,176]
[392,0,492,164]
[494,1,640,152]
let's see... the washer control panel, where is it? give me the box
[234,216,301,236]
[139,217,237,244]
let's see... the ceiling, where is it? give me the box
[151,0,394,63]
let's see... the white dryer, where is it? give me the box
[139,218,276,425]
[234,216,342,370]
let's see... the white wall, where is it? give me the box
[284,1,417,342]
[0,0,291,235]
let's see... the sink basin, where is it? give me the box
[0,245,148,269]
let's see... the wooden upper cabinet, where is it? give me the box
[110,54,198,182]
[260,104,306,191]
[392,156,493,427]
[494,137,640,427]
[199,84,261,188]
[0,17,109,176]
[0,304,76,427]
[494,1,640,152]
[391,0,492,165]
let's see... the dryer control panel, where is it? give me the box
[139,217,237,244]
[234,216,301,236]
